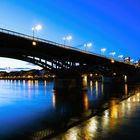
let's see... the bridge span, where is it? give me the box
[0,27,139,78]
[0,28,140,75]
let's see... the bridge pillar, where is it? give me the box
[54,74,88,91]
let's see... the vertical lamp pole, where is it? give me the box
[109,52,116,58]
[31,24,42,46]
[101,48,106,55]
[62,37,66,47]
[62,35,72,47]
[32,27,35,40]
[32,24,42,39]
[84,42,92,51]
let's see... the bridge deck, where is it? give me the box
[0,28,139,75]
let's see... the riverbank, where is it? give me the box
[0,77,54,80]
[0,69,55,80]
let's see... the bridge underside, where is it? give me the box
[0,52,139,77]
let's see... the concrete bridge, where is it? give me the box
[0,28,140,87]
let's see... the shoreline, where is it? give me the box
[0,77,54,80]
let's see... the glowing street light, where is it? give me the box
[109,52,116,57]
[62,35,72,46]
[100,48,106,55]
[35,24,42,31]
[118,55,124,61]
[32,24,43,38]
[66,35,72,41]
[84,42,92,51]
[118,55,123,59]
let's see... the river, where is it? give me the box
[0,79,140,140]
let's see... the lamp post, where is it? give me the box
[62,37,66,46]
[109,52,116,57]
[32,24,42,46]
[100,48,106,55]
[84,42,92,51]
[32,27,35,39]
[62,35,72,47]
[118,55,123,60]
[32,24,42,39]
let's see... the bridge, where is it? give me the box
[0,28,140,83]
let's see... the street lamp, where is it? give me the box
[100,48,106,55]
[109,52,116,57]
[118,55,123,60]
[62,35,72,47]
[32,24,43,39]
[66,35,72,42]
[84,42,92,51]
[118,55,123,58]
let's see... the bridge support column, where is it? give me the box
[54,74,88,91]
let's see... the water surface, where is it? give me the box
[0,79,140,140]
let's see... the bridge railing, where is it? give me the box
[0,27,107,58]
[0,27,33,40]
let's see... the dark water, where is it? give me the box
[0,79,140,140]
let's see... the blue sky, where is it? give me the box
[0,0,140,70]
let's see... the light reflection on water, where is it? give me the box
[52,92,140,140]
[0,79,140,139]
[0,80,54,139]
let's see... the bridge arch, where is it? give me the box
[0,28,139,76]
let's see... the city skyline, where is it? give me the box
[0,0,140,70]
